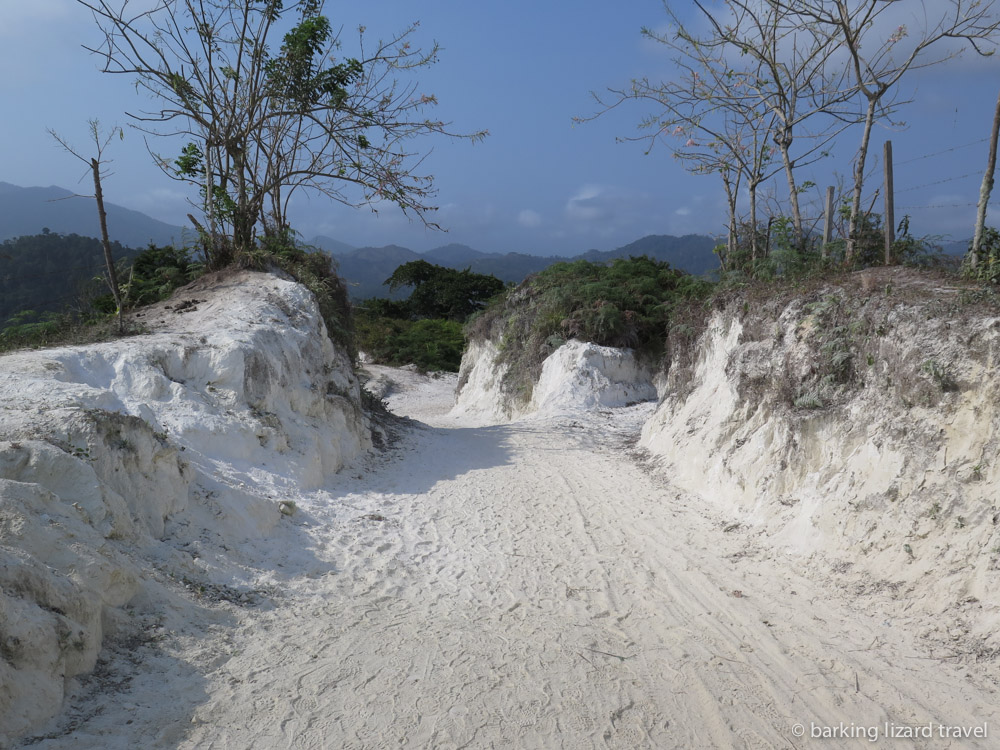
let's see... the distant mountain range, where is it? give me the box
[310,234,720,299]
[1,182,719,300]
[0,182,187,248]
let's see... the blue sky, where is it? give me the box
[2,1,999,255]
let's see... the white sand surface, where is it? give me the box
[18,366,999,749]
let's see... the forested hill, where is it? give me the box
[0,232,138,324]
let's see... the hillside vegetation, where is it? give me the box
[0,232,136,323]
[466,256,712,402]
[355,261,505,372]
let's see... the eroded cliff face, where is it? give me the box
[641,268,1000,649]
[453,339,657,422]
[0,271,370,742]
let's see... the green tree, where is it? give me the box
[385,260,505,320]
[76,0,486,267]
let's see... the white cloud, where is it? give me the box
[565,184,614,222]
[674,206,691,216]
[517,209,542,228]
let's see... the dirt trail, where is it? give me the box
[25,370,998,749]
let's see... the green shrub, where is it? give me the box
[125,244,204,305]
[355,309,409,363]
[0,309,137,353]
[721,211,944,285]
[964,227,1000,284]
[90,244,205,313]
[384,319,465,372]
[355,303,465,371]
[0,310,70,345]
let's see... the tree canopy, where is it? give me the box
[384,260,506,321]
[76,0,485,266]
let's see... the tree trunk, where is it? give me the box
[971,89,1000,267]
[848,100,877,263]
[723,174,737,272]
[233,147,252,261]
[749,182,759,266]
[779,140,803,248]
[91,158,123,333]
[204,138,218,267]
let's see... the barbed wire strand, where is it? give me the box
[895,172,978,194]
[897,201,1000,211]
[894,137,989,166]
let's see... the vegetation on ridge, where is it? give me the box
[355,261,505,372]
[465,256,712,402]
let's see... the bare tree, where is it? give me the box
[778,0,1000,260]
[75,0,486,267]
[692,0,857,249]
[581,3,784,265]
[48,120,125,332]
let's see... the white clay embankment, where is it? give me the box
[4,268,998,748]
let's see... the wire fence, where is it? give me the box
[886,136,999,224]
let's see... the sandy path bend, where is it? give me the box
[30,371,998,749]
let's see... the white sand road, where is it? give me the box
[19,367,998,749]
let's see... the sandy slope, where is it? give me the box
[21,368,998,749]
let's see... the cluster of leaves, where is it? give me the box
[355,261,505,371]
[964,227,1000,284]
[356,313,465,372]
[124,244,204,306]
[467,256,713,402]
[85,243,205,315]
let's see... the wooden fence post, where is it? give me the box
[823,186,834,258]
[884,140,894,265]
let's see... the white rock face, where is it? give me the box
[0,270,369,742]
[453,338,656,422]
[452,339,512,421]
[529,340,657,415]
[641,282,1000,640]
